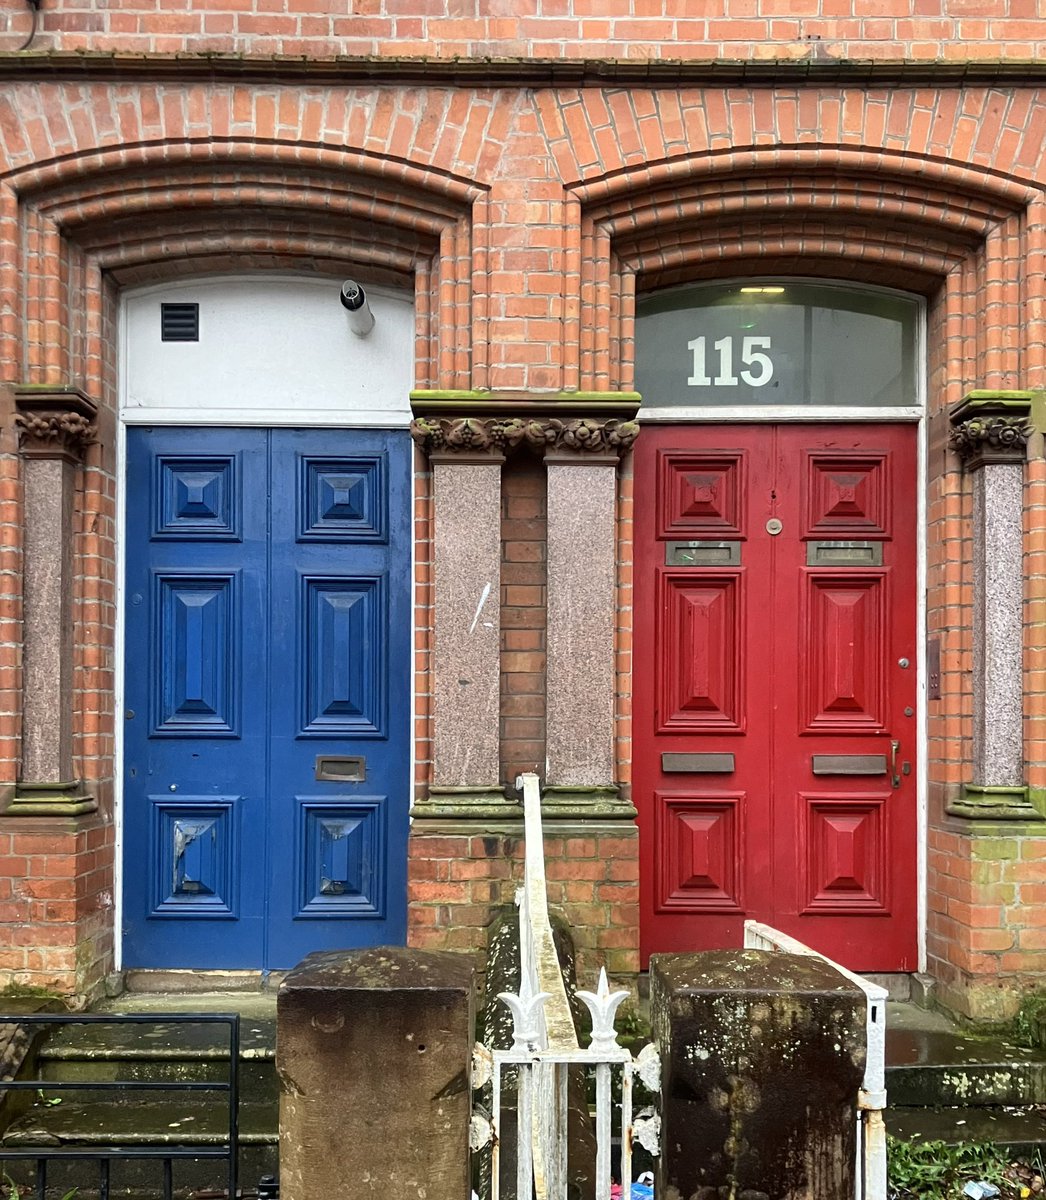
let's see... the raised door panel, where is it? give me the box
[657,572,744,733]
[655,791,745,913]
[152,573,239,736]
[301,576,386,737]
[801,572,887,732]
[656,451,746,537]
[799,792,889,914]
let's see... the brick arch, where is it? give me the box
[3,137,485,393]
[565,145,1037,395]
[539,88,1046,193]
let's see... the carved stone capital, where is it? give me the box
[949,415,1030,467]
[410,416,526,458]
[522,417,639,458]
[410,414,638,461]
[949,391,1034,470]
[14,387,98,463]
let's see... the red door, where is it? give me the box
[634,423,918,973]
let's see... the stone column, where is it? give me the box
[8,386,97,815]
[278,947,475,1200]
[537,419,637,817]
[410,417,516,817]
[948,391,1035,819]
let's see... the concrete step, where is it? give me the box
[0,992,279,1197]
[887,1105,1046,1155]
[885,1001,1046,1108]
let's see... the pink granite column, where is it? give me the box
[540,419,637,817]
[947,392,1035,819]
[411,417,519,816]
[9,387,97,814]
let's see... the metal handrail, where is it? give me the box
[743,920,888,1200]
[0,1012,240,1200]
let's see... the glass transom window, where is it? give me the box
[635,281,919,408]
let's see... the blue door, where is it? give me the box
[122,427,411,969]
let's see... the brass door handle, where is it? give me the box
[890,740,901,789]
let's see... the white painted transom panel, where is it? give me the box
[121,276,414,426]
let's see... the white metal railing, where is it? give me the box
[743,920,888,1200]
[474,773,656,1200]
[472,775,882,1200]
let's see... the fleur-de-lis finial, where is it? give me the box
[577,968,629,1052]
[498,989,551,1050]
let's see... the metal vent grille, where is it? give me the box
[161,303,200,342]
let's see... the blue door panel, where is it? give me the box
[265,430,411,966]
[123,427,411,969]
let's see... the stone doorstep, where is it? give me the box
[120,970,287,995]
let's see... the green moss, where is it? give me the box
[1012,990,1046,1049]
[0,984,66,1001]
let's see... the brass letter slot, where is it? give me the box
[315,755,366,782]
[812,754,887,776]
[662,753,735,773]
[806,541,883,567]
[666,541,741,567]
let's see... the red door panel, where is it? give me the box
[635,423,918,973]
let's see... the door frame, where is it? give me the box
[633,284,928,973]
[113,278,417,973]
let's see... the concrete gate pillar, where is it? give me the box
[948,392,1035,818]
[651,949,865,1200]
[278,946,476,1200]
[8,386,97,814]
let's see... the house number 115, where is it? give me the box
[687,335,775,387]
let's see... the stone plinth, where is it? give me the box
[277,946,475,1200]
[651,949,865,1200]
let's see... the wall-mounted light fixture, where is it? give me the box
[340,281,375,337]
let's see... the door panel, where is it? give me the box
[123,427,410,969]
[636,423,918,972]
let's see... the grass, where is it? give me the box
[888,1135,1045,1199]
[2,1178,77,1200]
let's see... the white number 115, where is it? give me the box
[687,335,774,387]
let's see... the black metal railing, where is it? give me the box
[0,1012,240,1200]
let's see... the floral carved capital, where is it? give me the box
[521,417,639,457]
[409,416,527,457]
[14,388,98,463]
[949,415,1031,469]
[410,415,638,460]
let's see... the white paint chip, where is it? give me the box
[469,582,492,634]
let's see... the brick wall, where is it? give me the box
[0,34,1043,1010]
[1,0,1044,61]
[500,456,547,787]
[407,826,640,990]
